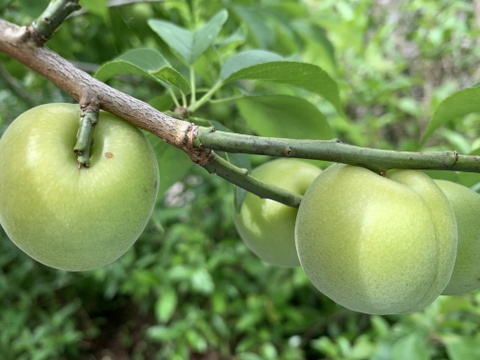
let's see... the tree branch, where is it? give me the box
[0,18,210,166]
[195,128,480,173]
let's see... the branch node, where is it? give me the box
[285,146,292,156]
[173,106,189,120]
[182,123,214,166]
[453,150,459,165]
[30,0,81,44]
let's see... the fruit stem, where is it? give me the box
[74,111,98,168]
[204,154,303,208]
[30,0,81,44]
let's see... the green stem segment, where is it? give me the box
[204,154,303,208]
[195,127,480,173]
[31,0,81,43]
[74,111,99,168]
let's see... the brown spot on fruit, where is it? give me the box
[105,152,113,159]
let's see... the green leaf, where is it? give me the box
[148,94,176,112]
[146,133,193,197]
[148,10,228,65]
[150,67,190,94]
[221,51,343,115]
[232,5,275,48]
[236,95,334,140]
[95,48,170,82]
[446,338,480,360]
[220,50,284,80]
[392,334,429,360]
[155,286,178,323]
[422,86,480,143]
[80,0,108,18]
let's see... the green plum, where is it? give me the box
[0,103,159,271]
[435,180,480,295]
[234,159,321,267]
[295,164,457,314]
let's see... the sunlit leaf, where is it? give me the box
[221,51,343,115]
[148,10,228,64]
[95,48,169,82]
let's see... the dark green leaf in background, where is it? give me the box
[146,133,193,198]
[236,95,334,140]
[231,5,275,49]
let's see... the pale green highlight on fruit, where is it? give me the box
[233,159,321,267]
[0,103,159,271]
[295,164,457,315]
[435,180,480,295]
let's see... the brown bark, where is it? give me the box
[0,18,211,165]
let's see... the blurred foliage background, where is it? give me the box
[1,0,480,359]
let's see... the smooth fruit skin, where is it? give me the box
[0,103,159,271]
[435,180,480,295]
[295,164,457,314]
[233,159,321,267]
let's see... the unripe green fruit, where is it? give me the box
[0,103,159,271]
[233,159,321,267]
[435,180,480,295]
[295,164,457,314]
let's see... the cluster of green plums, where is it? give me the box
[1,104,479,315]
[234,158,480,315]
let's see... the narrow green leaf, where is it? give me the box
[422,86,480,143]
[221,51,343,115]
[148,10,228,64]
[95,48,170,82]
[236,95,334,140]
[150,67,190,93]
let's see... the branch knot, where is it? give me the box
[181,123,214,166]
